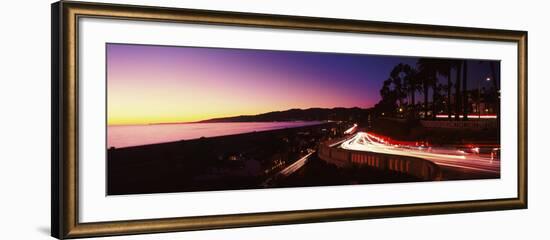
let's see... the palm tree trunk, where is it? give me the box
[432,79,438,119]
[411,89,415,117]
[454,62,462,120]
[424,85,429,119]
[447,69,452,119]
[489,62,499,120]
[462,60,468,120]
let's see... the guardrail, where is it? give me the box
[379,117,498,130]
[420,119,498,129]
[318,144,441,181]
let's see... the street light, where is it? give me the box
[478,76,491,118]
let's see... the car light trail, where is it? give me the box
[344,124,358,134]
[278,151,315,177]
[435,114,497,119]
[261,151,315,187]
[339,132,500,174]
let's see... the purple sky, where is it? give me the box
[107,43,498,125]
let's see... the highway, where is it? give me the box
[261,150,315,187]
[278,151,315,177]
[340,132,500,175]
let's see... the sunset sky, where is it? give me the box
[106,43,495,125]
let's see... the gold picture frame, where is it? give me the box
[51,1,527,239]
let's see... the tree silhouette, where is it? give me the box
[376,63,420,118]
[454,60,463,120]
[417,58,440,119]
[462,60,469,120]
[383,63,419,118]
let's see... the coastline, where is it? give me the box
[107,122,337,195]
[108,120,328,150]
[107,118,500,195]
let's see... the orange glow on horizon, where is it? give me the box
[106,44,382,126]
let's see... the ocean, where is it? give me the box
[108,121,325,148]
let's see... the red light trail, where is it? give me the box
[339,132,500,174]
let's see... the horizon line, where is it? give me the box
[107,106,371,126]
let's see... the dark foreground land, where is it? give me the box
[276,154,420,188]
[370,117,500,145]
[108,116,500,195]
[108,123,334,195]
[107,121,422,195]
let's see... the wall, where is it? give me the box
[0,0,547,239]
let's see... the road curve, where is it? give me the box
[340,132,500,174]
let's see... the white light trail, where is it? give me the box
[344,124,358,134]
[435,114,497,119]
[340,132,500,174]
[278,151,315,177]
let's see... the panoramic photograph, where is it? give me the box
[106,43,501,195]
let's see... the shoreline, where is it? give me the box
[107,121,340,195]
[108,121,331,150]
[108,120,329,127]
[107,118,500,195]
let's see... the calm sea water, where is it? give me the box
[108,121,325,148]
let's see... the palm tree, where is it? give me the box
[433,83,444,115]
[480,61,500,119]
[487,61,499,120]
[431,59,456,120]
[448,82,453,118]
[474,61,499,119]
[462,60,469,120]
[419,70,432,119]
[404,66,421,118]
[378,78,399,115]
[389,63,410,115]
[386,63,407,111]
[454,60,463,120]
[389,64,420,119]
[417,58,439,119]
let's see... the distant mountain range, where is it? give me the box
[198,107,371,123]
